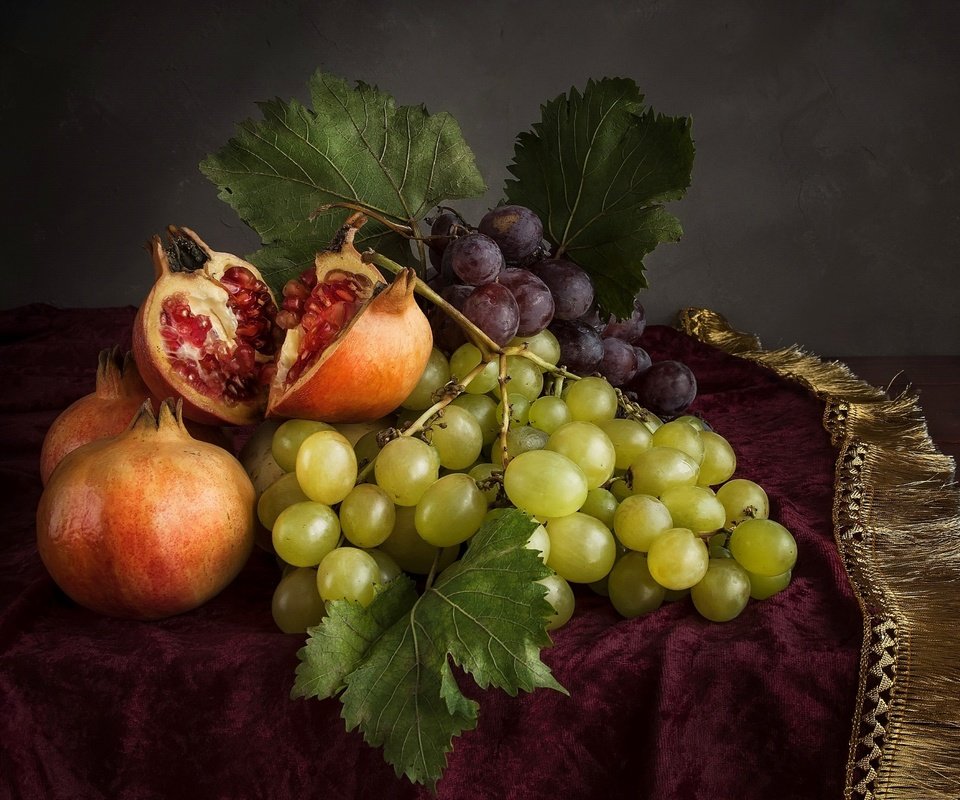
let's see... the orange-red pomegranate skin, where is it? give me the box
[40,348,151,485]
[267,268,433,422]
[36,400,255,620]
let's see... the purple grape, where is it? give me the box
[603,302,647,345]
[548,319,604,375]
[441,233,504,286]
[478,205,544,264]
[577,304,604,332]
[598,337,639,387]
[427,211,461,274]
[633,346,652,374]
[630,360,697,417]
[462,282,520,347]
[530,258,594,320]
[496,268,555,337]
[430,284,472,353]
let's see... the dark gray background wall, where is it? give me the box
[3,0,958,356]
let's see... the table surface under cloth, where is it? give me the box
[1,304,957,800]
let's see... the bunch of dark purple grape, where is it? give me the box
[424,204,697,418]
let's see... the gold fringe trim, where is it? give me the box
[678,308,960,800]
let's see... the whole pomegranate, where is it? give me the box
[133,226,280,426]
[39,347,149,485]
[36,399,255,620]
[266,213,433,422]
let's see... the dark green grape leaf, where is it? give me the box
[504,77,695,319]
[292,509,564,790]
[201,71,486,293]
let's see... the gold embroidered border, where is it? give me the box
[678,308,960,800]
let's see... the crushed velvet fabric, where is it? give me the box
[0,305,862,799]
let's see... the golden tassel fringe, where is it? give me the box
[678,308,960,800]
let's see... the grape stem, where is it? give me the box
[497,352,511,468]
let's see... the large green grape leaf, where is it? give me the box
[504,77,695,319]
[200,71,486,293]
[292,509,564,790]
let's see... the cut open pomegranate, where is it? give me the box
[267,213,434,423]
[133,227,280,426]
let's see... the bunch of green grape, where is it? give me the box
[258,327,797,634]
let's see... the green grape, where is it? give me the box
[607,552,666,618]
[271,419,335,472]
[579,487,618,528]
[449,343,498,394]
[646,528,709,590]
[564,376,618,424]
[546,421,616,489]
[316,547,381,606]
[613,494,673,552]
[295,430,358,505]
[544,512,617,584]
[503,450,589,518]
[690,558,752,622]
[271,501,341,567]
[490,356,544,401]
[402,347,451,410]
[339,484,396,548]
[374,436,440,506]
[609,477,633,502]
[651,420,705,464]
[364,548,403,585]
[659,485,726,533]
[629,446,700,497]
[424,405,483,470]
[271,567,326,633]
[674,414,708,431]
[526,523,551,563]
[748,568,792,600]
[510,329,561,365]
[597,417,653,471]
[708,531,733,559]
[495,392,530,426]
[353,429,384,473]
[450,393,499,447]
[468,462,502,504]
[528,395,572,434]
[490,424,549,468]
[380,505,459,574]
[728,518,797,576]
[716,478,770,526]
[257,472,310,530]
[697,430,737,486]
[537,573,575,630]
[415,473,488,547]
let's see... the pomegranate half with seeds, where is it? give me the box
[267,213,433,422]
[133,226,280,425]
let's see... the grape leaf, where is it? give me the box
[504,77,695,319]
[292,509,564,790]
[200,71,486,293]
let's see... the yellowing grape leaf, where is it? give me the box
[201,71,486,293]
[292,509,564,790]
[504,78,695,319]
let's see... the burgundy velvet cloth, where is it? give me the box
[0,305,863,799]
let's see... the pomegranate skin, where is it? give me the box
[267,268,433,422]
[40,348,151,485]
[36,401,255,620]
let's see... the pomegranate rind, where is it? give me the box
[36,400,255,620]
[267,268,433,423]
[132,232,275,427]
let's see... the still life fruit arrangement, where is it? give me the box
[34,73,799,789]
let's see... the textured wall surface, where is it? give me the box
[2,0,958,355]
